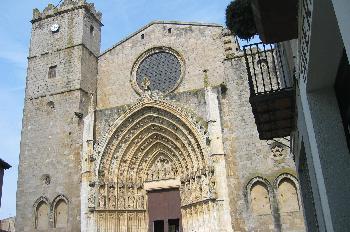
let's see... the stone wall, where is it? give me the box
[0,217,15,232]
[221,55,305,231]
[97,22,225,110]
[17,92,86,231]
[16,1,101,231]
[17,1,306,231]
[94,20,305,231]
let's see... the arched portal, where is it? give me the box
[89,99,220,232]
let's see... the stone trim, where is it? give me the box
[143,178,181,191]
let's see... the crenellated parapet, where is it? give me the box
[32,0,102,23]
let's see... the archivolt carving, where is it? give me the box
[147,155,175,181]
[90,98,212,212]
[180,166,217,206]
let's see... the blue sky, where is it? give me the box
[0,0,232,219]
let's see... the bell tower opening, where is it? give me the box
[147,188,182,232]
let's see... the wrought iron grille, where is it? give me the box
[243,42,293,96]
[136,52,181,93]
[243,42,295,140]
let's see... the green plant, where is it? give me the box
[226,0,257,40]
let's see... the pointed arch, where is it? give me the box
[246,177,273,215]
[33,196,49,230]
[94,99,209,182]
[274,173,300,213]
[52,195,69,228]
[90,99,217,212]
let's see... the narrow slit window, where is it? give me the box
[141,34,145,39]
[168,28,172,34]
[90,25,94,36]
[48,65,57,79]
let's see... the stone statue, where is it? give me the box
[99,186,106,208]
[88,190,95,208]
[142,76,151,91]
[108,187,116,208]
[202,174,210,199]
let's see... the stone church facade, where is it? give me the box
[16,1,305,231]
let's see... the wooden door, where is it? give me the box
[147,188,182,232]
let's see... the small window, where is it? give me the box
[153,220,164,232]
[168,28,172,34]
[90,25,94,36]
[48,65,57,79]
[141,34,145,39]
[168,219,179,232]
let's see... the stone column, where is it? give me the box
[81,99,95,232]
[205,85,234,232]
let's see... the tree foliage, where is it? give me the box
[225,0,257,40]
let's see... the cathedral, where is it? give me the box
[16,0,305,231]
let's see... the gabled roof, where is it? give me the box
[100,20,223,57]
[0,159,11,169]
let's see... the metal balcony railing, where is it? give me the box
[243,43,293,95]
[243,42,295,140]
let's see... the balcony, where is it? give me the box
[243,42,295,140]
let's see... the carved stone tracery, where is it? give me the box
[89,98,216,231]
[147,156,176,181]
[180,166,217,206]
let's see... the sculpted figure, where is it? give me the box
[208,172,217,198]
[118,187,125,209]
[164,160,173,179]
[202,174,210,199]
[156,159,162,179]
[108,187,116,208]
[195,177,201,201]
[88,190,95,208]
[128,196,136,209]
[127,187,136,209]
[137,195,145,209]
[150,164,157,180]
[189,179,196,203]
[181,182,189,205]
[99,186,106,208]
[118,197,125,209]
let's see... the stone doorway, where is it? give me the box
[147,188,182,232]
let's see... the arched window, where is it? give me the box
[249,181,272,215]
[277,177,300,213]
[35,200,49,230]
[53,196,68,228]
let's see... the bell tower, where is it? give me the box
[16,1,102,231]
